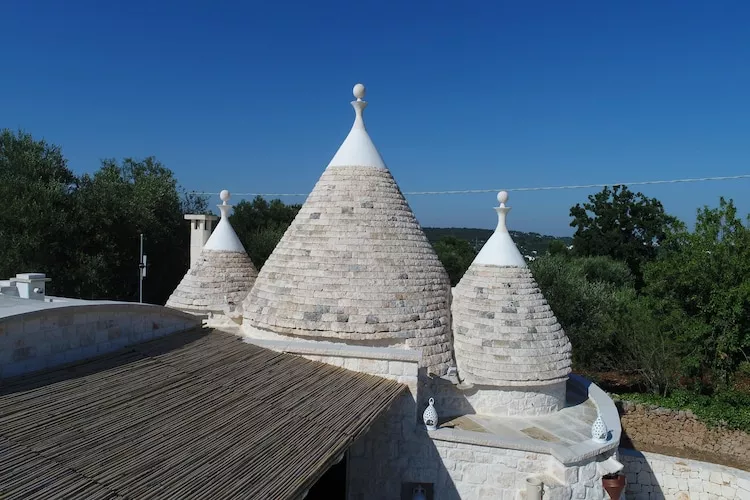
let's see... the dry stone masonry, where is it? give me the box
[451,192,572,415]
[243,85,452,374]
[167,190,258,315]
[166,249,257,313]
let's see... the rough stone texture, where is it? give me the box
[0,305,201,378]
[348,400,613,500]
[243,165,453,374]
[617,400,750,469]
[452,264,572,386]
[620,448,750,500]
[432,379,568,417]
[166,249,257,313]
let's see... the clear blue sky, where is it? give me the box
[2,1,749,236]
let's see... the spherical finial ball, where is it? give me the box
[353,83,366,100]
[497,191,509,205]
[219,189,230,202]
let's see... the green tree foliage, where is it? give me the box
[530,255,628,370]
[0,129,205,304]
[570,185,680,284]
[230,196,301,268]
[432,236,477,286]
[73,157,200,303]
[643,198,750,387]
[0,130,80,293]
[531,253,681,395]
[547,239,570,256]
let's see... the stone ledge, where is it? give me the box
[428,426,618,466]
[427,376,621,466]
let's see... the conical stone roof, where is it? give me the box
[453,192,572,386]
[243,84,452,375]
[167,190,258,313]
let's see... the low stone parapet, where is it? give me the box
[0,301,202,378]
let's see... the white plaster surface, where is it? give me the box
[184,214,218,267]
[203,204,246,252]
[327,84,387,169]
[473,193,527,268]
[619,448,750,500]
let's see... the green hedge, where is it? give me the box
[617,390,750,433]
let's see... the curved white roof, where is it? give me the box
[203,192,246,253]
[327,84,386,169]
[474,191,527,267]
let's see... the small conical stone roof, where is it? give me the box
[167,190,258,313]
[453,192,572,386]
[243,84,452,374]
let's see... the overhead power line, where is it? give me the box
[189,173,750,198]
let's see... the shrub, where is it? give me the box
[618,390,750,432]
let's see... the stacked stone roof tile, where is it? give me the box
[453,193,572,386]
[167,191,258,314]
[242,84,453,374]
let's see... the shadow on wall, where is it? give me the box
[619,449,668,500]
[347,375,460,500]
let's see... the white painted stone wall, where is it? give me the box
[0,304,201,378]
[619,448,750,500]
[348,410,615,500]
[242,336,619,500]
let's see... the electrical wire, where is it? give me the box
[188,174,750,197]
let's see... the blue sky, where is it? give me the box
[2,1,749,235]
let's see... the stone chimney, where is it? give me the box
[184,214,219,268]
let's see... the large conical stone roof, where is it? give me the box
[243,84,452,375]
[453,192,572,386]
[167,191,258,314]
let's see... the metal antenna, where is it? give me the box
[138,233,147,303]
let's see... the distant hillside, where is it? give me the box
[423,227,573,256]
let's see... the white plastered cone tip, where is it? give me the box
[327,83,386,169]
[203,189,246,252]
[473,191,527,267]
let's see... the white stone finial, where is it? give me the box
[353,83,366,101]
[497,190,509,207]
[327,82,386,169]
[220,189,230,205]
[217,190,232,219]
[496,192,511,232]
[472,191,527,267]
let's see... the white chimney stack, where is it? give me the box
[184,214,219,268]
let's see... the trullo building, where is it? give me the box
[166,189,257,324]
[242,83,453,375]
[451,190,573,416]
[237,84,624,500]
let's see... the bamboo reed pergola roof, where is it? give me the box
[0,329,406,499]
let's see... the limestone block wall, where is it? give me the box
[619,448,750,499]
[428,379,568,418]
[0,304,201,378]
[617,400,750,467]
[348,408,615,500]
